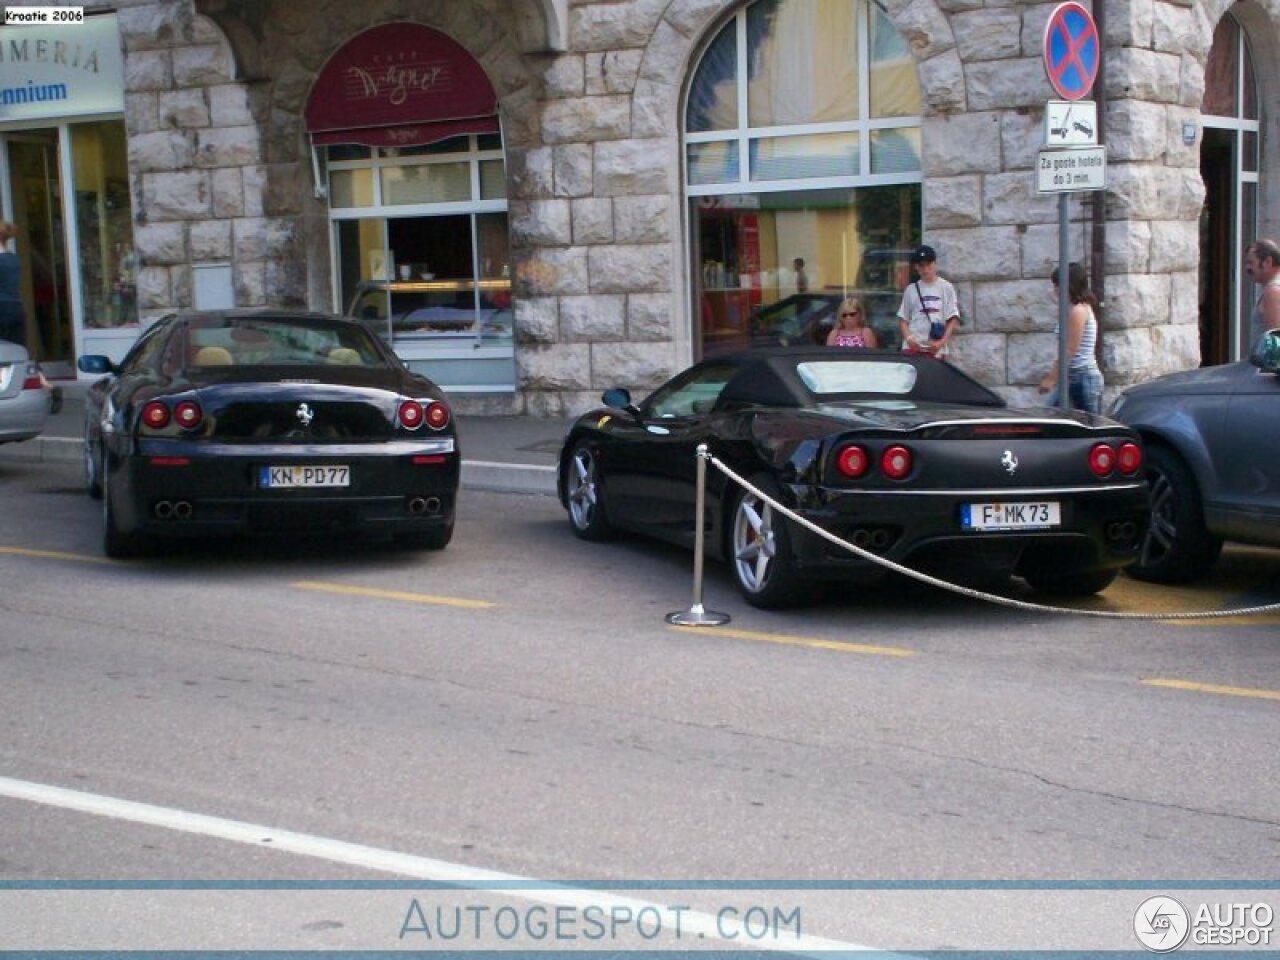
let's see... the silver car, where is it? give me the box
[0,341,54,445]
[1111,331,1280,582]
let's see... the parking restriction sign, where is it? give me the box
[1043,2,1099,101]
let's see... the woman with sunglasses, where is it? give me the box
[826,298,878,348]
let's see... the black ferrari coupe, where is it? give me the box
[558,348,1150,608]
[77,309,459,558]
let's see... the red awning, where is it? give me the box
[305,23,499,149]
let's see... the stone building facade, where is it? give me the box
[3,0,1276,415]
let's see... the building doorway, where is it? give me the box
[1,129,73,375]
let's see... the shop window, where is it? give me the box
[685,0,922,360]
[71,120,137,329]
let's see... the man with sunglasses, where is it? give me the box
[897,244,960,360]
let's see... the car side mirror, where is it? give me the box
[601,387,640,415]
[1248,330,1280,373]
[77,354,115,375]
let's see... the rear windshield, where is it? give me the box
[186,317,385,368]
[795,360,918,395]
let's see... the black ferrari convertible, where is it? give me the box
[77,309,459,557]
[558,349,1150,608]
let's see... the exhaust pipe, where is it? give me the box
[852,529,872,548]
[173,501,193,520]
[1106,520,1137,542]
[424,496,442,514]
[154,500,173,520]
[870,529,891,550]
[407,496,444,516]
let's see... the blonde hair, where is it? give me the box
[836,297,865,325]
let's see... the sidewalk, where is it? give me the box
[0,380,567,496]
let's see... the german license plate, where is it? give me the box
[259,465,349,489]
[961,501,1060,531]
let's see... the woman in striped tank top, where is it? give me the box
[1038,261,1103,415]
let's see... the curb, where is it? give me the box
[0,437,558,497]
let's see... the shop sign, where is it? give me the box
[0,12,124,121]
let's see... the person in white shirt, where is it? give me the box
[896,244,960,359]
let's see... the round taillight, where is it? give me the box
[1089,442,1116,477]
[425,401,451,430]
[174,400,203,430]
[880,444,913,480]
[141,401,170,429]
[398,400,424,430]
[834,444,870,479]
[1118,441,1142,475]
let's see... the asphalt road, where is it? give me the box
[2,457,1278,950]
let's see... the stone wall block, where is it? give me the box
[124,50,172,92]
[543,54,585,98]
[1102,219,1154,275]
[919,50,965,112]
[588,244,672,294]
[589,341,676,391]
[1149,310,1201,374]
[1178,56,1206,110]
[1148,220,1200,273]
[923,112,1001,176]
[263,258,307,307]
[1106,0,1156,47]
[973,280,1046,333]
[663,0,725,38]
[189,219,233,260]
[195,126,262,168]
[511,199,573,246]
[586,49,643,95]
[1165,105,1202,169]
[125,92,160,134]
[570,0,667,52]
[947,332,1006,386]
[894,0,959,60]
[516,248,590,297]
[924,176,982,228]
[952,9,1021,62]
[209,84,267,127]
[119,3,191,50]
[136,265,171,309]
[233,217,296,262]
[1152,2,1200,57]
[572,197,614,245]
[627,293,674,341]
[965,58,1050,111]
[1102,272,1171,330]
[130,130,196,173]
[632,77,676,139]
[1000,109,1043,171]
[235,261,267,306]
[509,146,555,198]
[168,265,191,308]
[517,343,592,391]
[541,95,632,144]
[135,221,187,265]
[158,89,210,130]
[1104,164,1204,221]
[561,294,626,342]
[982,173,1059,226]
[1105,100,1169,163]
[172,44,231,88]
[554,144,594,197]
[514,296,560,344]
[211,167,245,219]
[1105,49,1181,103]
[1100,326,1156,386]
[142,170,211,220]
[1005,331,1056,384]
[928,226,1020,282]
[637,18,687,84]
[614,195,671,243]
[594,139,673,196]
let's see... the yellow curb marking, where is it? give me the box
[670,624,914,657]
[1142,678,1280,702]
[291,580,496,610]
[0,545,114,565]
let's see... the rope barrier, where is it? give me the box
[699,447,1280,622]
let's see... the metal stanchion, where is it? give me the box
[666,443,731,626]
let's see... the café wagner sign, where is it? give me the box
[0,12,124,121]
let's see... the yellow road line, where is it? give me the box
[669,624,914,657]
[1142,677,1280,702]
[0,545,114,565]
[291,580,495,609]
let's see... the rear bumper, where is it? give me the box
[110,440,460,539]
[785,483,1149,580]
[0,389,50,443]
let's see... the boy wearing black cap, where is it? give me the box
[897,244,960,359]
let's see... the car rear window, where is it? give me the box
[795,360,918,395]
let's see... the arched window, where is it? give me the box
[684,0,922,358]
[1200,12,1259,362]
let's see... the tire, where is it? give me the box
[1129,444,1222,584]
[84,430,103,500]
[396,516,454,551]
[102,467,144,559]
[564,441,614,541]
[1024,567,1118,597]
[729,476,812,609]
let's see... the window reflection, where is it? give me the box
[747,0,858,127]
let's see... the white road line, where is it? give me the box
[0,775,870,955]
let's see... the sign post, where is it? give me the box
[1041,2,1101,411]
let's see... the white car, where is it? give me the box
[0,340,55,445]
